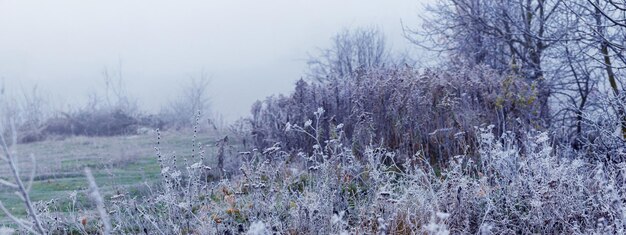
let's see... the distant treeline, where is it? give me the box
[1,70,215,143]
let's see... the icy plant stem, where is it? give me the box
[0,133,45,234]
[85,167,112,235]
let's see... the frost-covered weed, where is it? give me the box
[198,115,624,234]
[246,221,269,235]
[28,110,626,234]
[248,64,541,167]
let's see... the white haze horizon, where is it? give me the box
[0,0,429,122]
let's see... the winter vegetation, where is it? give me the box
[1,0,626,234]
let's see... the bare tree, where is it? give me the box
[307,27,396,82]
[551,0,626,141]
[160,71,212,129]
[408,0,573,124]
[588,0,626,28]
[98,61,140,117]
[0,81,52,143]
[591,0,626,138]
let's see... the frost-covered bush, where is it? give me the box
[221,117,624,234]
[248,63,542,167]
[33,110,624,234]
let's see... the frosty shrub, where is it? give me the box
[27,109,624,234]
[248,63,542,167]
[221,116,624,234]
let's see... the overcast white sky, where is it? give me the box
[0,0,429,121]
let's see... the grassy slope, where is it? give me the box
[0,130,225,223]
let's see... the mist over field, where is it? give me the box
[1,0,626,234]
[0,0,423,121]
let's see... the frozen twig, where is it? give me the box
[0,132,45,234]
[84,167,112,235]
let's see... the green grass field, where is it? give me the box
[0,130,230,225]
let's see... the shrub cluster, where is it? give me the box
[29,112,626,234]
[249,63,542,167]
[14,109,164,144]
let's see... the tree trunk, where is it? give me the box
[595,2,626,139]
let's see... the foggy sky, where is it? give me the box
[0,0,427,122]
